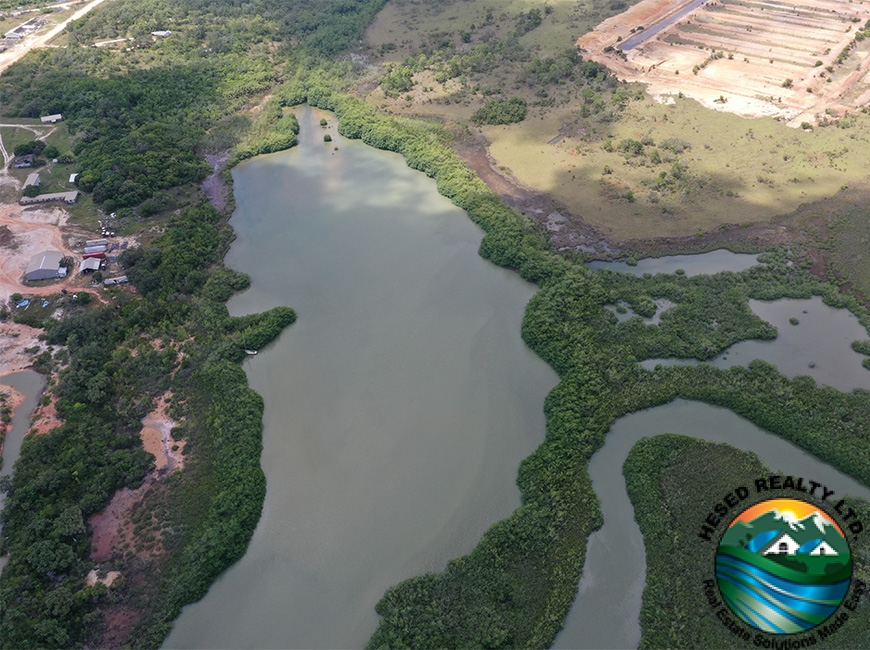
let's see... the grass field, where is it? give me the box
[367,0,611,61]
[825,199,870,301]
[485,94,870,239]
[364,0,640,118]
[363,0,870,243]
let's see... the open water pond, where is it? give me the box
[0,370,44,572]
[163,106,558,648]
[587,249,759,276]
[640,297,870,392]
[553,399,870,649]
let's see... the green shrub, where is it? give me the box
[471,98,527,126]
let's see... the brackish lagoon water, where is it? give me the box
[587,249,759,276]
[553,400,870,649]
[0,370,44,572]
[163,106,558,649]
[555,255,870,648]
[640,297,870,392]
[164,112,870,650]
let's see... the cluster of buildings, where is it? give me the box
[4,16,44,41]
[13,115,79,205]
[23,237,129,286]
[13,113,130,291]
[78,238,107,275]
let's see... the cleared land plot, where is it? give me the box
[485,95,870,240]
[363,0,870,243]
[577,0,870,125]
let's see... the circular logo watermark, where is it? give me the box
[715,498,852,635]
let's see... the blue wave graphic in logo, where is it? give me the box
[715,551,850,634]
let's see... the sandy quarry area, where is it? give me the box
[0,203,78,302]
[140,392,184,474]
[0,200,86,379]
[577,0,870,125]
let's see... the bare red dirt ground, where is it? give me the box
[86,395,184,645]
[88,481,152,645]
[28,383,61,435]
[577,0,870,125]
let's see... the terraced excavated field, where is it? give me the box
[577,0,870,125]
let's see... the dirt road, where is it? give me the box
[0,0,114,76]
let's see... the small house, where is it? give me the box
[69,172,79,184]
[103,275,129,286]
[13,154,34,168]
[23,172,40,188]
[809,541,838,556]
[151,30,172,37]
[761,532,801,556]
[40,113,63,124]
[79,258,101,273]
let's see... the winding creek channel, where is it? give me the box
[0,370,44,573]
[153,108,870,648]
[552,399,870,649]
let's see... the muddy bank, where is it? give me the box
[0,382,24,457]
[452,127,616,255]
[202,153,230,212]
[450,126,802,258]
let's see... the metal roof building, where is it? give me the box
[40,114,63,124]
[25,250,64,281]
[23,173,40,188]
[79,258,101,273]
[20,190,79,206]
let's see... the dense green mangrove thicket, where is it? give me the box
[0,1,382,647]
[257,85,870,649]
[0,200,295,648]
[625,436,870,648]
[0,0,379,214]
[4,0,870,645]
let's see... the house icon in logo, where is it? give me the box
[761,532,800,556]
[760,531,840,557]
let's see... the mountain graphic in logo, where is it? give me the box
[716,498,852,634]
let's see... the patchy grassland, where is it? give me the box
[367,0,609,61]
[364,0,635,121]
[363,0,870,253]
[486,94,870,240]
